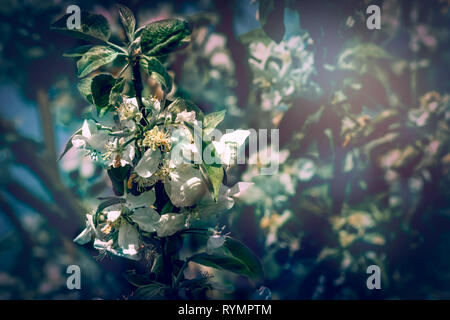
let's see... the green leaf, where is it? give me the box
[77,46,119,78]
[116,4,136,42]
[187,234,264,281]
[57,128,82,161]
[77,77,94,103]
[221,237,264,281]
[203,110,226,135]
[203,161,223,200]
[134,25,146,38]
[109,77,126,106]
[200,139,223,200]
[190,253,255,278]
[133,282,169,300]
[51,12,111,42]
[161,201,174,215]
[142,56,172,93]
[63,45,94,58]
[123,270,155,287]
[140,19,192,56]
[91,73,116,116]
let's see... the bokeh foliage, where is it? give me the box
[0,0,449,299]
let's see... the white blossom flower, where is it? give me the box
[212,129,251,166]
[169,124,201,165]
[197,182,253,216]
[72,119,110,154]
[164,164,207,207]
[126,190,160,233]
[248,35,316,113]
[93,238,141,261]
[60,148,96,178]
[93,208,142,259]
[103,137,136,168]
[73,214,97,245]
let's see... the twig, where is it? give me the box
[214,0,251,110]
[131,56,149,126]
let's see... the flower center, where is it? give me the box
[142,126,171,152]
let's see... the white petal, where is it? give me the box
[73,227,92,245]
[228,182,253,199]
[93,238,112,251]
[126,189,156,209]
[71,135,87,149]
[81,119,95,138]
[215,129,250,165]
[73,214,97,244]
[170,126,201,165]
[206,235,226,254]
[124,97,138,108]
[131,207,160,232]
[156,213,186,237]
[87,132,110,152]
[122,145,135,164]
[164,165,207,207]
[175,110,196,123]
[220,129,251,147]
[197,184,235,216]
[118,223,140,255]
[297,158,315,181]
[106,210,121,222]
[135,148,161,178]
[93,238,141,261]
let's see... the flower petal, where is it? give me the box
[156,213,186,237]
[214,129,250,166]
[131,207,160,232]
[164,165,207,207]
[135,148,161,178]
[126,189,156,209]
[206,235,225,254]
[118,222,140,255]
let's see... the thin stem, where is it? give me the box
[131,56,149,126]
[160,237,173,286]
[107,41,128,54]
[117,62,130,78]
[174,259,190,288]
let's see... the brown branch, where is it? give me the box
[36,88,58,174]
[0,118,84,226]
[0,193,34,251]
[214,0,250,110]
[5,180,77,236]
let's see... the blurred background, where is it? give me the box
[0,0,449,299]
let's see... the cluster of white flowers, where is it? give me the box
[71,96,252,260]
[248,35,317,114]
